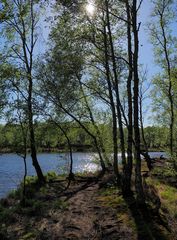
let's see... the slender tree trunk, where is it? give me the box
[159,13,174,156]
[140,96,152,170]
[105,0,126,165]
[77,74,109,168]
[103,17,119,179]
[18,0,45,184]
[22,154,27,205]
[132,0,145,205]
[122,0,133,195]
[59,125,74,181]
[28,76,45,183]
[56,102,106,174]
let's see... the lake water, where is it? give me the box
[0,152,99,199]
[0,152,167,199]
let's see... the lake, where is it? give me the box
[0,152,167,198]
[0,152,100,199]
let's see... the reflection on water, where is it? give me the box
[0,152,99,198]
[0,151,166,198]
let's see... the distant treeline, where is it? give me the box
[0,123,172,153]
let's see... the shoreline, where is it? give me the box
[0,148,166,154]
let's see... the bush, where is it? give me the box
[45,171,58,181]
[8,187,22,199]
[0,206,16,224]
[16,199,46,216]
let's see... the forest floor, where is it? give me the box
[0,160,177,240]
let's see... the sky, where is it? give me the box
[139,0,177,76]
[139,1,157,75]
[138,0,166,78]
[138,0,158,126]
[138,0,176,125]
[0,0,176,126]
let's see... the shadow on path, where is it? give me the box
[124,195,170,240]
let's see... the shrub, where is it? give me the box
[45,171,58,181]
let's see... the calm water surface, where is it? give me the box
[0,152,167,198]
[0,152,99,198]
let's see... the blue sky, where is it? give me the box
[139,0,177,75]
[0,1,176,126]
[139,0,159,77]
[138,0,177,125]
[138,0,156,125]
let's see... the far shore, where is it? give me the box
[0,147,166,154]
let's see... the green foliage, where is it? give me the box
[152,165,177,178]
[8,187,22,200]
[0,123,174,152]
[45,171,58,181]
[52,199,69,210]
[149,0,177,155]
[8,175,38,200]
[147,177,177,218]
[98,186,125,208]
[19,232,36,240]
[143,126,171,149]
[25,176,38,185]
[0,205,16,224]
[13,198,46,217]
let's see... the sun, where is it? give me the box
[86,1,95,16]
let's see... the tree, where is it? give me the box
[0,0,45,183]
[149,0,176,156]
[37,5,109,173]
[11,95,29,206]
[132,0,145,205]
[139,69,152,170]
[104,0,126,183]
[38,0,146,202]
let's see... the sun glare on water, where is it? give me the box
[86,1,95,16]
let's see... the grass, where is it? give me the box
[152,165,177,178]
[97,186,138,237]
[147,177,177,218]
[1,171,69,219]
[0,205,16,224]
[1,164,177,240]
[19,232,36,240]
[8,172,64,200]
[52,199,69,210]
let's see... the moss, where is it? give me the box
[147,177,177,218]
[152,166,176,178]
[39,186,48,195]
[98,194,126,208]
[99,186,119,196]
[97,187,128,212]
[53,199,69,210]
[19,232,36,240]
[118,212,136,231]
[14,199,47,217]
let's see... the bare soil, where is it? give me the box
[1,174,136,240]
[1,170,175,240]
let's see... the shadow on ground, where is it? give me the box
[124,195,170,240]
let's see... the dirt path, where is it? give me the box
[4,177,135,240]
[3,174,174,239]
[39,182,131,240]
